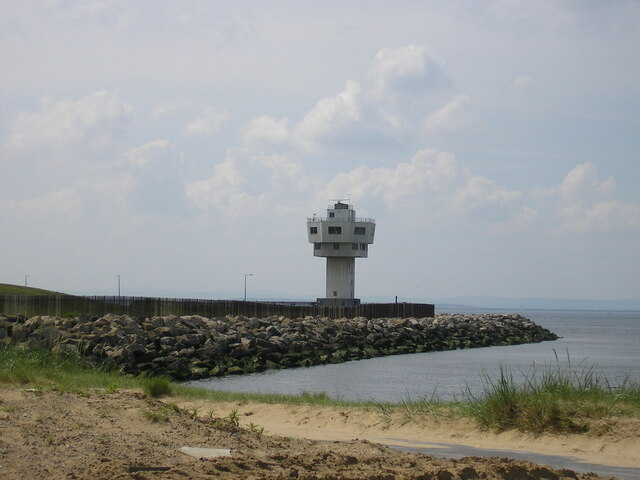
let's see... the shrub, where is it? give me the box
[464,360,640,434]
[142,377,173,398]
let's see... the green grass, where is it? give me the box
[1,344,638,435]
[0,344,140,393]
[142,406,171,423]
[463,358,640,434]
[170,382,370,408]
[0,343,370,406]
[141,377,173,398]
[0,283,66,296]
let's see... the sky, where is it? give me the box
[1,0,639,302]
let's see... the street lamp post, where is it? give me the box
[116,274,121,297]
[244,273,253,302]
[24,275,29,287]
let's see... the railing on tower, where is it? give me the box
[307,217,375,223]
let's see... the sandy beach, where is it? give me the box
[1,388,637,479]
[172,397,640,469]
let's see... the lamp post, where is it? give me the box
[24,275,29,287]
[244,273,253,302]
[116,274,121,297]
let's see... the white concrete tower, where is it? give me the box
[307,201,375,306]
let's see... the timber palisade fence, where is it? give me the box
[0,295,435,319]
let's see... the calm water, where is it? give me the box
[186,310,640,402]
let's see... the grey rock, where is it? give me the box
[2,311,557,380]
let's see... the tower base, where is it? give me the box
[316,297,361,307]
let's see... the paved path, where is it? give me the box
[390,440,640,480]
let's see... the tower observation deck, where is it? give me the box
[307,201,375,306]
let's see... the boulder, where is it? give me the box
[1,311,557,380]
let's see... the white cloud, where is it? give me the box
[124,140,175,167]
[0,186,83,217]
[185,148,308,216]
[511,75,534,90]
[150,99,190,119]
[3,90,132,157]
[76,174,136,212]
[321,149,459,209]
[575,200,640,232]
[558,162,615,201]
[321,148,530,230]
[450,176,531,230]
[424,95,473,133]
[243,115,291,147]
[242,78,404,153]
[318,155,640,235]
[240,45,456,154]
[538,162,640,232]
[183,107,230,136]
[0,171,137,219]
[251,153,305,188]
[121,140,186,215]
[294,80,364,150]
[368,44,447,99]
[185,146,534,230]
[554,162,615,219]
[185,150,249,212]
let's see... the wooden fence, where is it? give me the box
[0,295,435,319]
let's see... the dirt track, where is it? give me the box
[0,389,612,480]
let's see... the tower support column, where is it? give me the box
[325,256,355,299]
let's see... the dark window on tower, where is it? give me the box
[314,243,321,250]
[329,212,335,217]
[352,243,358,250]
[309,226,318,234]
[333,243,340,250]
[354,227,366,235]
[328,226,342,234]
[360,243,367,250]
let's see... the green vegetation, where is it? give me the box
[464,360,640,434]
[0,283,66,296]
[0,344,140,392]
[141,376,173,398]
[142,406,171,423]
[227,409,241,427]
[1,344,638,435]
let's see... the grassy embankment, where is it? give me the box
[0,283,65,296]
[1,344,638,435]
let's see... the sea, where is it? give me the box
[185,309,640,402]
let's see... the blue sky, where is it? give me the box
[1,1,639,301]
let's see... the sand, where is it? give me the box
[0,388,635,479]
[172,399,639,469]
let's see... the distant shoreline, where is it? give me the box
[438,305,640,313]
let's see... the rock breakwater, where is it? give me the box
[0,313,558,380]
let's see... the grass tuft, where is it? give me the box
[464,357,640,434]
[142,377,173,398]
[142,406,170,423]
[0,344,139,392]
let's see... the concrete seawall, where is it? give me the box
[0,313,558,380]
